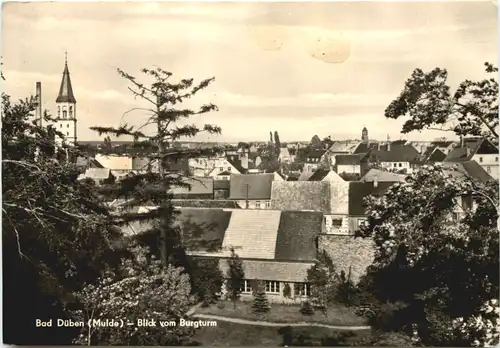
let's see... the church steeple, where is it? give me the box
[56,51,76,104]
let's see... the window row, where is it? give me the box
[57,106,74,118]
[239,280,311,296]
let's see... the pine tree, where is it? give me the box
[252,289,270,315]
[226,247,245,308]
[90,67,222,268]
[300,301,314,316]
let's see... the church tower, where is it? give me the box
[55,52,77,146]
[361,126,368,143]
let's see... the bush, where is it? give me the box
[335,270,359,307]
[300,301,314,316]
[252,290,270,315]
[216,301,226,310]
[283,283,292,299]
[368,301,409,332]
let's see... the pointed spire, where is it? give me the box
[56,51,76,103]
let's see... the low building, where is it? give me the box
[361,168,407,183]
[334,153,369,176]
[229,173,283,209]
[214,179,230,199]
[169,177,214,200]
[367,144,420,174]
[79,168,115,185]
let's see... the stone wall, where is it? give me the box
[318,234,375,284]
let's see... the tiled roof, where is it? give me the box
[348,181,397,216]
[229,173,275,200]
[220,210,282,259]
[169,177,214,197]
[369,145,420,163]
[219,259,313,282]
[271,181,330,214]
[338,172,361,181]
[131,157,152,171]
[175,208,232,252]
[444,147,474,162]
[335,153,367,165]
[361,169,407,182]
[84,168,112,179]
[441,161,493,184]
[171,199,239,209]
[427,148,447,162]
[274,211,323,261]
[444,138,498,162]
[327,141,360,154]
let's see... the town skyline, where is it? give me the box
[2,1,497,142]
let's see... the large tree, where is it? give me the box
[226,248,245,308]
[91,67,222,268]
[2,93,123,344]
[385,62,498,140]
[356,165,499,346]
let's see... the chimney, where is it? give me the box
[35,82,42,127]
[387,135,391,151]
[373,175,378,188]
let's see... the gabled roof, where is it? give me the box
[335,153,367,165]
[348,181,397,216]
[229,173,275,200]
[226,158,246,174]
[427,148,447,162]
[217,170,232,176]
[444,138,498,162]
[271,181,331,214]
[169,177,214,197]
[274,211,323,261]
[441,161,493,184]
[298,171,315,181]
[327,141,360,154]
[56,61,76,104]
[361,168,407,182]
[84,168,112,179]
[369,145,420,163]
[171,199,239,209]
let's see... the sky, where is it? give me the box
[1,1,498,143]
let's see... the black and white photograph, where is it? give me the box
[1,1,499,346]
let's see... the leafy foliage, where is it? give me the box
[306,251,339,314]
[190,258,223,306]
[385,62,498,139]
[356,163,499,345]
[2,93,123,344]
[71,245,195,345]
[283,283,292,299]
[300,301,315,316]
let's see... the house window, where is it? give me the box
[496,157,498,162]
[487,166,491,173]
[255,201,260,208]
[451,212,459,221]
[393,163,397,167]
[332,219,342,227]
[240,280,252,294]
[228,167,231,171]
[265,281,280,294]
[357,219,366,228]
[294,283,311,297]
[264,201,271,208]
[398,163,402,167]
[219,167,224,172]
[479,157,483,163]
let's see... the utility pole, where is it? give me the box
[245,183,249,209]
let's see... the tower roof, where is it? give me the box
[56,53,76,103]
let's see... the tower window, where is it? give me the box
[58,106,61,118]
[66,132,69,136]
[67,124,69,128]
[63,110,67,118]
[69,106,73,117]
[60,124,62,128]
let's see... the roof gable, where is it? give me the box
[271,181,330,213]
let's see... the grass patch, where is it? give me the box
[195,300,367,326]
[192,321,373,346]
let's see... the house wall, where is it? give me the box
[472,154,498,180]
[321,171,344,183]
[221,280,309,304]
[348,216,368,234]
[318,234,375,284]
[189,157,240,177]
[214,189,230,199]
[329,180,349,215]
[337,164,361,174]
[234,199,271,209]
[379,161,413,174]
[324,215,349,235]
[303,163,320,172]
